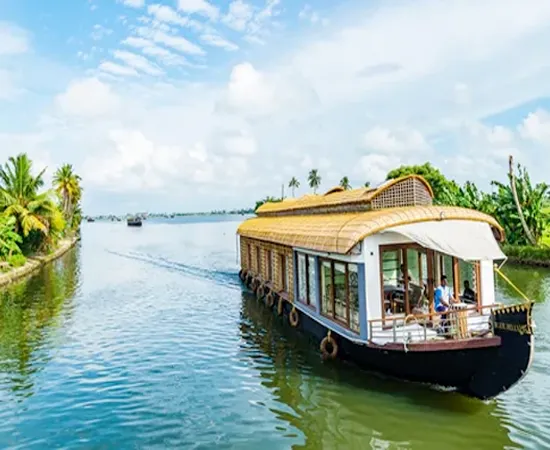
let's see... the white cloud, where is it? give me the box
[363,126,430,154]
[91,24,113,41]
[0,70,19,100]
[56,78,120,117]
[358,154,402,184]
[177,0,219,20]
[200,33,238,51]
[137,28,205,55]
[0,22,29,55]
[223,0,254,31]
[99,61,139,76]
[147,4,203,31]
[299,5,329,26]
[120,0,145,8]
[519,110,550,145]
[220,131,257,155]
[122,36,154,49]
[113,50,164,75]
[142,45,189,66]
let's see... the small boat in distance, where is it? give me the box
[236,175,535,400]
[127,216,142,227]
[87,217,95,222]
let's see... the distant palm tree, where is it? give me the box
[340,176,351,190]
[53,163,82,228]
[364,181,371,188]
[288,177,300,197]
[308,169,321,194]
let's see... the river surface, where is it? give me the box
[0,216,549,449]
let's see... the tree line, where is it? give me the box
[255,158,549,247]
[0,154,82,268]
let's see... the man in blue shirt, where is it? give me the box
[434,275,455,313]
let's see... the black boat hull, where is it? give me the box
[245,279,534,400]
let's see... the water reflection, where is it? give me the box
[498,264,550,303]
[239,292,516,449]
[0,246,80,399]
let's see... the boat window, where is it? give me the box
[334,262,347,324]
[320,259,360,332]
[307,255,317,306]
[256,246,261,274]
[406,248,428,312]
[247,244,252,269]
[382,250,400,288]
[320,260,333,316]
[297,253,308,304]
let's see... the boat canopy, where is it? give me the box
[237,206,504,255]
[387,220,506,261]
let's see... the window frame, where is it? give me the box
[379,243,483,322]
[319,257,360,332]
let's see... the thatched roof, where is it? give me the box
[256,175,434,216]
[238,206,504,254]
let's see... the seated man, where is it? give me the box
[462,280,476,304]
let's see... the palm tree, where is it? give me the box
[288,177,300,197]
[0,154,64,249]
[339,176,351,190]
[308,169,321,194]
[53,163,82,229]
[364,181,371,188]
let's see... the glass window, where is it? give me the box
[459,260,478,304]
[442,254,455,293]
[382,250,400,287]
[320,260,333,316]
[298,253,308,304]
[349,264,360,332]
[334,263,347,323]
[307,256,317,306]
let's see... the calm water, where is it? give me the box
[0,216,549,449]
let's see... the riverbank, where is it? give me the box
[0,237,78,288]
[502,244,550,267]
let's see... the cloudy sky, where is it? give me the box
[0,0,549,215]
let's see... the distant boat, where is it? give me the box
[87,217,95,223]
[170,214,175,219]
[127,216,142,227]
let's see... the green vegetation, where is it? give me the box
[0,153,82,269]
[288,177,300,197]
[339,176,351,190]
[308,169,321,194]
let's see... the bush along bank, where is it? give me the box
[0,237,78,288]
[502,244,550,267]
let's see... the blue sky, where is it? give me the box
[0,0,549,215]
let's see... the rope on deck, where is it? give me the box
[494,264,531,303]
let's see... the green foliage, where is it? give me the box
[501,244,550,264]
[0,215,22,259]
[53,163,82,233]
[7,253,26,268]
[386,163,460,205]
[490,164,549,246]
[308,169,321,193]
[288,177,300,197]
[255,196,283,212]
[339,176,351,190]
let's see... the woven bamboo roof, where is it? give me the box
[256,175,434,216]
[238,206,504,254]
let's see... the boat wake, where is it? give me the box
[106,250,241,289]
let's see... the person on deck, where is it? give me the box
[462,280,476,304]
[434,275,456,312]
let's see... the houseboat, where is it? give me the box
[236,175,535,400]
[127,216,142,227]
